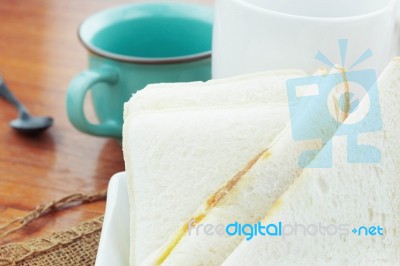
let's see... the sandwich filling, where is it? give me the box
[155,149,270,264]
[151,66,351,265]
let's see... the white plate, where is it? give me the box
[96,172,130,266]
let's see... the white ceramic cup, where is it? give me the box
[212,0,399,78]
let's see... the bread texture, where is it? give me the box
[222,60,400,266]
[124,104,288,265]
[124,70,306,116]
[123,70,306,265]
[143,67,351,265]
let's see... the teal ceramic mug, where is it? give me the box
[66,2,213,139]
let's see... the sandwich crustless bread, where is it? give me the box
[143,67,351,265]
[222,59,400,266]
[123,66,354,265]
[122,60,397,265]
[124,104,289,265]
[124,70,306,115]
[123,70,306,265]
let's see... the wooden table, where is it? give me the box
[0,0,212,245]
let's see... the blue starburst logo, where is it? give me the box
[286,39,382,168]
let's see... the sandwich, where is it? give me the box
[222,59,400,265]
[124,104,288,265]
[141,67,351,265]
[123,70,307,265]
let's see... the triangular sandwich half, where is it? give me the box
[124,104,289,265]
[123,69,309,265]
[142,67,352,265]
[222,59,400,265]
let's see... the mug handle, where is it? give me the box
[66,67,120,138]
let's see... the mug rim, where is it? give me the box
[235,0,397,21]
[78,2,212,64]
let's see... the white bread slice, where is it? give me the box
[143,67,351,265]
[124,104,290,265]
[124,70,306,116]
[222,59,400,265]
[123,70,308,265]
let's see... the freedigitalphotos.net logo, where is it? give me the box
[286,39,382,168]
[187,219,384,241]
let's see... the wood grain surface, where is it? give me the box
[0,0,212,245]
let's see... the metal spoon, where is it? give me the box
[0,76,53,134]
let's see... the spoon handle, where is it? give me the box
[0,76,25,110]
